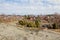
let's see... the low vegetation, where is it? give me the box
[18,19,40,28]
[0,14,60,29]
[18,20,27,25]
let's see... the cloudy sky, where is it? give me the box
[0,0,60,15]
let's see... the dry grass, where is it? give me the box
[53,29,60,32]
[49,29,60,33]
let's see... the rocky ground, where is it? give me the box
[0,23,60,40]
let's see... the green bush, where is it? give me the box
[35,19,40,28]
[26,21,36,28]
[18,20,27,25]
[18,19,40,28]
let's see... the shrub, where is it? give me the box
[35,19,40,28]
[52,23,60,29]
[18,19,40,28]
[18,20,27,25]
[52,23,57,29]
[26,21,36,28]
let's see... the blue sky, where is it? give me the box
[0,0,60,15]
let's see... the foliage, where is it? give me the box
[26,21,36,28]
[35,19,40,28]
[18,20,27,25]
[52,23,60,29]
[52,23,57,29]
[18,17,41,28]
[18,20,37,28]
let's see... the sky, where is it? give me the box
[0,0,60,15]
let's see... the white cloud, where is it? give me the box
[0,1,47,15]
[0,0,60,15]
[47,0,60,5]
